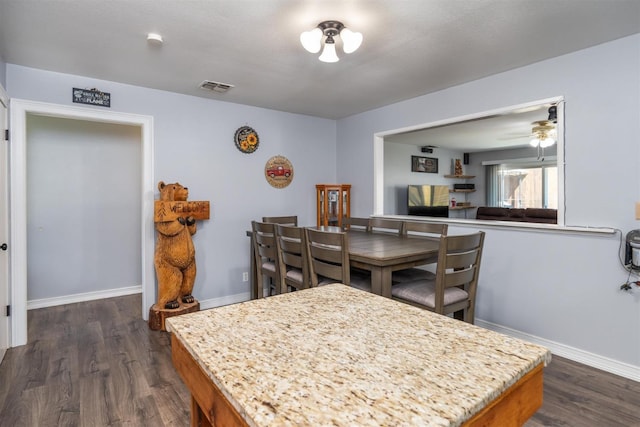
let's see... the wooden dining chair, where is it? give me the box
[275,224,310,292]
[304,228,372,292]
[251,221,283,297]
[342,216,370,232]
[262,215,298,226]
[368,217,404,235]
[391,231,485,324]
[392,221,449,284]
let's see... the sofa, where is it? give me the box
[475,206,557,224]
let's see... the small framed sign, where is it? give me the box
[411,156,438,173]
[72,88,111,107]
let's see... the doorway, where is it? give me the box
[27,116,141,306]
[9,99,154,347]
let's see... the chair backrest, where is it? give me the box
[403,221,448,238]
[262,215,298,226]
[368,217,404,235]
[434,231,485,320]
[304,228,350,286]
[275,224,310,292]
[342,217,370,232]
[251,221,282,294]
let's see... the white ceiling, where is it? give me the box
[385,101,556,152]
[1,0,638,122]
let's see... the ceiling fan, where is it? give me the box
[529,119,556,148]
[497,106,558,159]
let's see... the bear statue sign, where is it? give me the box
[149,181,210,331]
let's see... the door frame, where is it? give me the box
[9,99,155,347]
[0,84,8,359]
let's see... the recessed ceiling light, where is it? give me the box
[147,33,163,45]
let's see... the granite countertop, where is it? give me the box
[166,284,551,427]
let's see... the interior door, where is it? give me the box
[0,87,9,360]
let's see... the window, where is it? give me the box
[486,161,557,209]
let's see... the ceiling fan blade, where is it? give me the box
[497,134,530,140]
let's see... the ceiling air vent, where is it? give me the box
[199,80,234,93]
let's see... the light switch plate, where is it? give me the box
[635,202,640,220]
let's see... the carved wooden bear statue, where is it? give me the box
[154,181,196,309]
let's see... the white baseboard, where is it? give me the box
[27,285,142,310]
[198,292,251,310]
[476,319,640,382]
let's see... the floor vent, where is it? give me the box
[199,80,234,93]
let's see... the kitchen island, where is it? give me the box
[166,284,551,426]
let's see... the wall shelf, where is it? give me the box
[445,174,475,217]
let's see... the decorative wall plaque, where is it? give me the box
[72,88,111,107]
[264,155,294,189]
[234,125,259,154]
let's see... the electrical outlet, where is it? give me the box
[242,272,249,282]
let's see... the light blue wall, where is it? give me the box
[383,143,467,215]
[0,54,6,88]
[7,64,337,301]
[337,35,640,369]
[26,116,142,300]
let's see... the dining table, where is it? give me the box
[337,227,440,297]
[166,284,552,427]
[248,226,440,299]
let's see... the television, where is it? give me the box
[407,185,449,217]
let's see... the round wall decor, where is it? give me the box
[264,155,294,189]
[234,125,259,154]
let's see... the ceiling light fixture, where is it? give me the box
[529,120,556,148]
[300,21,362,63]
[530,119,557,160]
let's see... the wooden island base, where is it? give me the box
[148,300,200,331]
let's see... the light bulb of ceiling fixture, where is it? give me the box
[539,136,555,148]
[147,33,164,45]
[340,27,363,54]
[530,138,540,147]
[300,27,323,53]
[319,39,339,63]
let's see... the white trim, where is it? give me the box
[27,286,142,310]
[198,292,251,310]
[376,214,616,235]
[0,83,8,359]
[476,319,640,382]
[373,135,384,215]
[555,100,565,226]
[9,99,154,347]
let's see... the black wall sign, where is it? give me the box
[72,88,111,107]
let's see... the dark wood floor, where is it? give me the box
[0,294,638,426]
